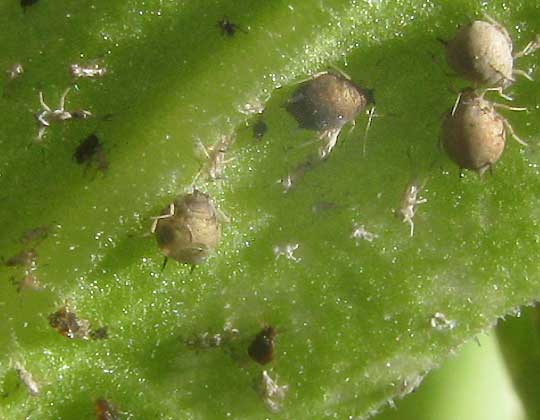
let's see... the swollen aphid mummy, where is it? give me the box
[440,88,526,177]
[445,17,539,88]
[152,191,222,266]
[286,71,375,159]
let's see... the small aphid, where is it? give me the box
[4,248,36,267]
[74,134,108,172]
[95,398,119,420]
[441,88,526,177]
[21,0,39,11]
[311,201,337,213]
[89,327,108,340]
[218,17,245,37]
[193,135,235,182]
[258,370,288,413]
[152,190,222,267]
[14,362,39,396]
[351,224,378,244]
[286,71,375,159]
[248,326,276,365]
[11,273,41,293]
[48,307,90,340]
[35,87,92,141]
[70,63,106,79]
[6,63,24,80]
[20,225,50,244]
[397,178,427,237]
[252,119,268,141]
[273,243,300,262]
[278,157,317,193]
[445,17,540,88]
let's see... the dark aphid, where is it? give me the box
[95,398,119,420]
[21,0,39,11]
[74,134,108,171]
[218,17,245,37]
[286,71,375,158]
[20,225,49,244]
[248,326,276,365]
[4,248,36,267]
[48,307,90,340]
[440,88,526,177]
[252,119,268,141]
[445,17,539,88]
[90,326,108,340]
[152,190,222,266]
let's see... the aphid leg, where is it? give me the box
[481,87,513,102]
[502,117,528,146]
[59,87,71,111]
[451,92,462,116]
[150,203,175,233]
[477,164,491,180]
[161,256,168,271]
[493,103,527,112]
[37,126,47,141]
[362,106,376,156]
[405,217,414,237]
[512,68,534,81]
[215,208,230,223]
[319,128,340,159]
[513,36,540,58]
[38,92,51,112]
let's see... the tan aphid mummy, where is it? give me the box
[445,17,540,88]
[152,190,221,266]
[441,89,526,177]
[286,71,375,158]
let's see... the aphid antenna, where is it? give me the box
[150,203,175,233]
[362,106,376,156]
[502,117,528,146]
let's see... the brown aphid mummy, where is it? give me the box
[286,71,375,159]
[151,190,222,266]
[441,88,527,177]
[95,398,119,420]
[35,87,92,141]
[445,16,540,88]
[397,178,427,237]
[48,307,91,340]
[248,326,276,365]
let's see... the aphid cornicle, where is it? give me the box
[153,191,221,266]
[440,88,526,177]
[286,71,375,158]
[445,17,539,88]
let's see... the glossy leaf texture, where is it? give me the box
[1,0,540,419]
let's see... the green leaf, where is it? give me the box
[1,0,540,418]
